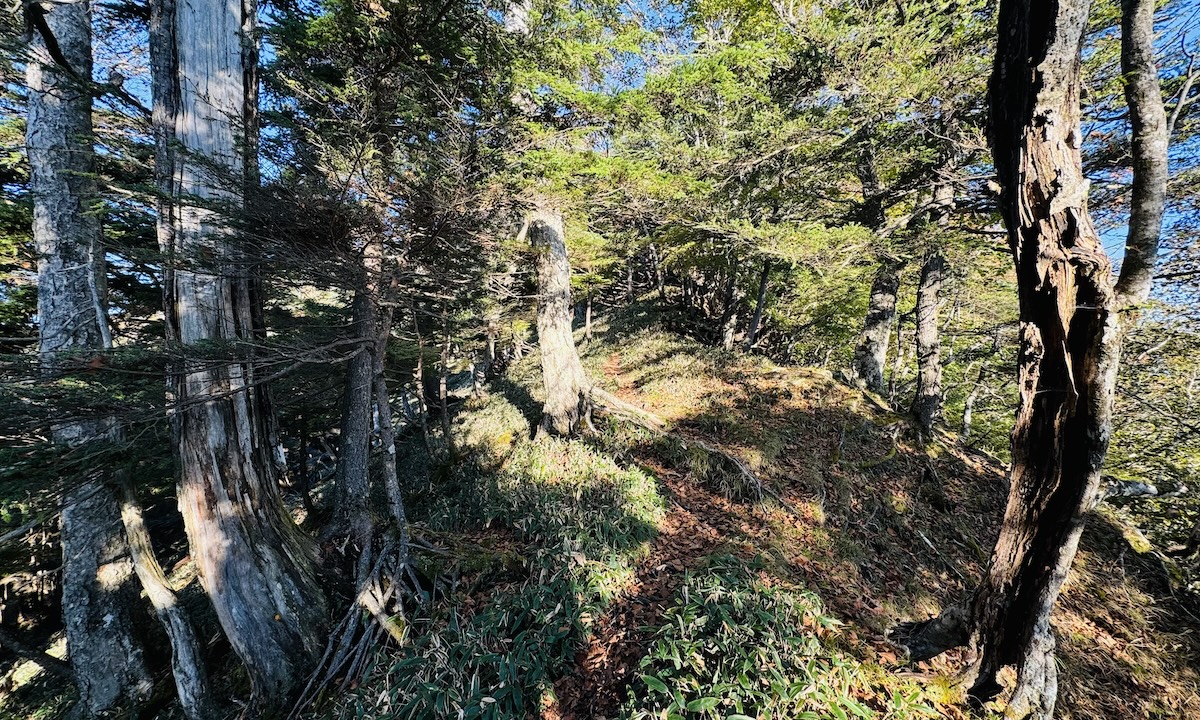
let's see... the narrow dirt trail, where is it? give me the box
[544,353,764,719]
[543,468,728,720]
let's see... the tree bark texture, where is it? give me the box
[333,287,375,543]
[744,260,771,349]
[852,265,899,393]
[911,251,946,433]
[719,266,741,352]
[152,0,328,705]
[1114,0,1168,307]
[530,209,593,436]
[972,0,1117,714]
[27,2,154,714]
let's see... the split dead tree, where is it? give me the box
[152,0,328,707]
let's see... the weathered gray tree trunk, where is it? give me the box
[851,265,899,393]
[530,209,593,436]
[893,4,1119,718]
[27,2,154,715]
[910,251,946,433]
[744,260,771,350]
[151,0,328,706]
[1114,0,1168,308]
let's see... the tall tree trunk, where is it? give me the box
[911,251,946,433]
[626,256,635,301]
[152,0,327,706]
[332,286,374,542]
[852,265,899,393]
[27,2,154,714]
[584,293,594,343]
[719,266,741,352]
[529,208,593,436]
[894,4,1118,718]
[961,364,987,441]
[412,311,433,451]
[649,243,666,301]
[440,307,455,456]
[855,141,886,230]
[373,306,407,531]
[744,260,771,350]
[1115,0,1168,307]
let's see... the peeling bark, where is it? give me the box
[152,0,327,706]
[972,1,1115,715]
[27,1,153,714]
[529,208,593,436]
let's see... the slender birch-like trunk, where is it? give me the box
[911,251,946,433]
[851,265,899,393]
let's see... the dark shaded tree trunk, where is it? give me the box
[117,476,216,720]
[27,2,154,714]
[529,208,593,436]
[973,1,1117,712]
[440,307,455,455]
[852,265,899,393]
[152,0,328,707]
[718,265,741,351]
[649,243,666,300]
[911,251,946,433]
[744,260,771,350]
[894,4,1119,718]
[332,287,375,542]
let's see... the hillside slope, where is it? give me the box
[328,306,1200,720]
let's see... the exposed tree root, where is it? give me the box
[289,527,414,719]
[888,604,971,662]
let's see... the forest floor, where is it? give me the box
[5,304,1200,719]
[326,303,1200,720]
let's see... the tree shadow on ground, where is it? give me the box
[574,314,1200,719]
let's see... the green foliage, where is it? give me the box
[623,556,940,720]
[329,392,666,719]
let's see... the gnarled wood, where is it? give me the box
[973,1,1115,715]
[117,476,216,720]
[152,0,328,706]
